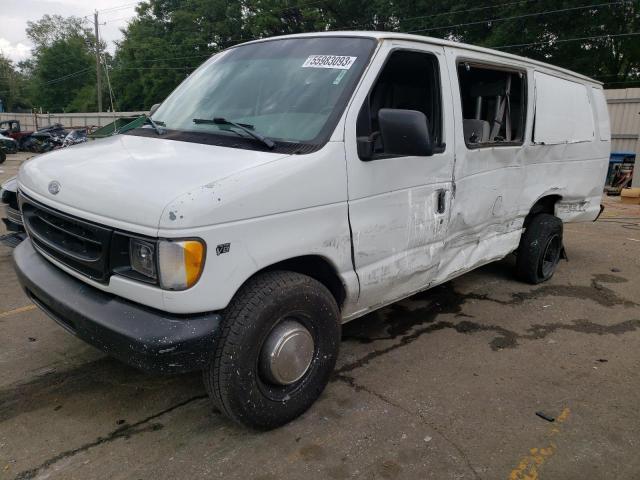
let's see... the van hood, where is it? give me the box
[18,134,290,232]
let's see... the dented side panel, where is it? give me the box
[341,40,457,318]
[342,41,609,321]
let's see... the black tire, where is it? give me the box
[204,270,341,430]
[0,150,5,164]
[516,213,563,284]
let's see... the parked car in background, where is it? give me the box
[0,132,18,163]
[13,32,610,430]
[0,129,18,158]
[62,128,88,148]
[21,123,68,153]
[0,176,25,248]
[0,133,18,155]
[0,120,33,150]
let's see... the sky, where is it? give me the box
[0,0,140,63]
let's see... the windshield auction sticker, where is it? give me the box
[302,55,357,70]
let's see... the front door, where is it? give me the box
[343,40,456,317]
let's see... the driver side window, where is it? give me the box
[356,50,443,159]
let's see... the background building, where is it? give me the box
[606,88,640,186]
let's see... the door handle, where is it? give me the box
[436,189,446,214]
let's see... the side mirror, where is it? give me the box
[149,103,161,116]
[378,108,433,157]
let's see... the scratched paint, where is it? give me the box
[508,408,571,480]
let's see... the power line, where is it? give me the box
[103,0,325,26]
[318,0,539,31]
[407,1,628,33]
[98,2,139,14]
[102,0,324,35]
[589,72,640,78]
[22,29,640,86]
[102,15,135,24]
[398,0,538,24]
[5,1,638,97]
[40,67,93,85]
[103,0,631,52]
[116,66,197,70]
[127,53,212,63]
[494,31,640,49]
[2,32,638,98]
[604,80,640,84]
[0,67,91,93]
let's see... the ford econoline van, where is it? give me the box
[13,32,610,429]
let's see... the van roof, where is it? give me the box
[241,31,602,86]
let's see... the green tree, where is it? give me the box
[10,1,640,113]
[393,0,639,87]
[111,0,245,110]
[0,54,30,111]
[25,14,105,112]
[29,36,96,112]
[26,14,93,51]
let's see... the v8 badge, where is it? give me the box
[216,243,230,256]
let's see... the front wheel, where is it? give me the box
[204,270,341,430]
[515,213,563,284]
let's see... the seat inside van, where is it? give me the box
[458,63,525,146]
[463,119,490,143]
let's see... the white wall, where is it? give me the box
[0,111,148,132]
[605,88,640,187]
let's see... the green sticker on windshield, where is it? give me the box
[333,70,348,85]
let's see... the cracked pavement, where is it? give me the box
[1,153,640,479]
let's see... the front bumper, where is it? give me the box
[13,239,221,374]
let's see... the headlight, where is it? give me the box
[158,239,205,290]
[129,239,157,279]
[121,237,205,290]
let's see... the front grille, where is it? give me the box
[20,194,113,282]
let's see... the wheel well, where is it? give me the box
[524,195,562,228]
[262,255,347,309]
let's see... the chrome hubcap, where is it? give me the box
[260,320,314,386]
[541,234,561,277]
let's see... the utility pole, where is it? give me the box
[94,10,102,112]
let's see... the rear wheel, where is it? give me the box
[204,270,341,430]
[0,150,5,164]
[515,213,563,284]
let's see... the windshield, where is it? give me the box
[150,36,376,149]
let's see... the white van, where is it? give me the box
[14,32,610,429]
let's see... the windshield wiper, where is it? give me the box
[144,115,165,135]
[193,117,275,149]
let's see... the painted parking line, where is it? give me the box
[0,304,37,319]
[508,408,571,480]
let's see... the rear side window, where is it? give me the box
[533,72,595,144]
[457,62,526,147]
[591,87,611,141]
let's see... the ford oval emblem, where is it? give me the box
[48,181,61,195]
